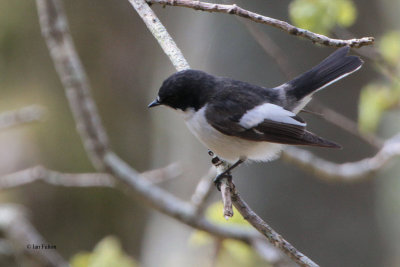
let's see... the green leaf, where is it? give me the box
[337,0,357,27]
[358,84,395,133]
[70,252,91,267]
[190,202,251,246]
[289,0,357,35]
[190,203,272,266]
[190,201,251,245]
[223,239,256,265]
[70,236,138,267]
[379,31,400,66]
[205,202,251,226]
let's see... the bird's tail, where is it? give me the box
[283,46,363,102]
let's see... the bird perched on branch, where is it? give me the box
[149,47,363,185]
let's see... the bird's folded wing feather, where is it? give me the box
[205,101,340,148]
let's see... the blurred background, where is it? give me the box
[0,0,399,266]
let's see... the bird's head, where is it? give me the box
[148,69,216,112]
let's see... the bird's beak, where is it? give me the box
[148,99,161,108]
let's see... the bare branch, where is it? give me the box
[210,153,234,219]
[240,19,296,79]
[0,204,69,267]
[209,155,316,266]
[146,0,374,48]
[191,167,216,214]
[35,0,386,266]
[251,238,293,267]
[128,0,190,71]
[0,105,46,130]
[0,166,115,189]
[141,162,183,183]
[36,0,260,245]
[0,163,184,190]
[36,0,110,170]
[231,189,319,267]
[220,179,234,219]
[282,133,400,181]
[104,152,258,241]
[307,101,383,149]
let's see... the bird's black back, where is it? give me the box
[210,77,282,120]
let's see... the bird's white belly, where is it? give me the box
[182,107,283,163]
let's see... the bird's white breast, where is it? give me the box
[182,106,282,163]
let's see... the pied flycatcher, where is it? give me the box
[148,47,363,176]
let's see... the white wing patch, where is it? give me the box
[239,103,306,129]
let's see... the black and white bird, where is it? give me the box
[148,47,363,175]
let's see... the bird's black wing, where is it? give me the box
[205,94,341,148]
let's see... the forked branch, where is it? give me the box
[34,0,383,266]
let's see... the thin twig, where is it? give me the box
[231,188,319,267]
[0,204,69,267]
[0,166,115,189]
[209,155,316,266]
[128,0,190,71]
[210,152,234,219]
[307,101,383,149]
[237,19,296,80]
[146,0,374,48]
[282,133,400,182]
[251,238,292,267]
[220,178,234,219]
[191,167,216,214]
[141,162,183,183]
[0,105,46,130]
[0,164,183,190]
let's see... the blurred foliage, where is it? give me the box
[70,236,138,267]
[204,201,251,226]
[190,202,271,267]
[289,0,357,35]
[358,31,400,132]
[358,83,396,132]
[379,31,400,66]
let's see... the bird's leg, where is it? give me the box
[213,159,244,190]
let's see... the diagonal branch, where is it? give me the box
[128,0,190,71]
[0,204,69,267]
[146,0,374,48]
[35,0,263,253]
[35,0,388,266]
[231,188,318,267]
[210,154,318,266]
[190,167,216,215]
[36,0,316,265]
[36,0,110,170]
